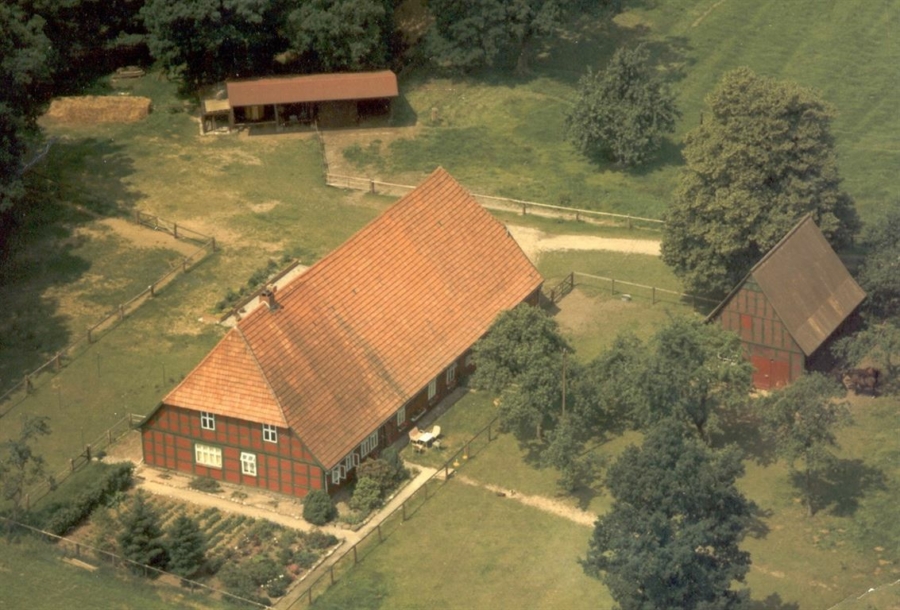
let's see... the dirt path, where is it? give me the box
[455,474,596,527]
[507,224,661,261]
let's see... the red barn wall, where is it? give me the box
[715,279,805,389]
[141,405,324,498]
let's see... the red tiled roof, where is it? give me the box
[226,71,398,107]
[164,168,542,469]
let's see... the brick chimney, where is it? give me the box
[261,285,278,310]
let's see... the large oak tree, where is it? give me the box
[661,67,859,297]
[584,425,753,610]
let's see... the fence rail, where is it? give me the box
[325,173,664,229]
[283,415,500,609]
[0,213,217,420]
[1,517,269,609]
[25,413,144,507]
[571,271,719,309]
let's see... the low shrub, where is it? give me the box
[349,476,382,513]
[302,490,336,525]
[188,477,222,493]
[40,463,134,535]
[303,529,338,550]
[293,549,319,569]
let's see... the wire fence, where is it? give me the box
[325,173,665,230]
[0,213,217,420]
[571,271,719,311]
[1,516,270,609]
[282,416,500,609]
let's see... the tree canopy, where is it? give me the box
[855,207,900,320]
[140,0,284,88]
[583,425,753,610]
[760,373,851,516]
[425,0,571,72]
[0,4,51,213]
[661,67,860,297]
[471,303,570,441]
[286,0,393,72]
[566,44,678,167]
[0,415,51,530]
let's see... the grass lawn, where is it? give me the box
[345,0,900,224]
[312,480,613,610]
[0,536,228,610]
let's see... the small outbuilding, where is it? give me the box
[708,215,865,390]
[207,70,398,132]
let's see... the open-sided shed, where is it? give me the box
[708,215,865,389]
[223,70,398,130]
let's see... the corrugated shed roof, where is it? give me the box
[711,215,865,356]
[226,71,398,107]
[163,168,542,469]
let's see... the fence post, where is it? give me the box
[329,565,335,585]
[149,283,155,297]
[211,237,217,252]
[377,523,383,542]
[108,429,112,445]
[55,352,62,372]
[521,202,527,215]
[173,223,178,239]
[182,258,188,272]
[611,278,615,295]
[652,286,656,305]
[308,586,313,604]
[70,458,75,472]
[118,305,125,321]
[134,210,141,225]
[24,375,33,394]
[488,421,492,442]
[369,179,375,194]
[87,328,93,343]
[627,216,633,229]
[85,445,91,461]
[402,501,407,521]
[353,545,358,564]
[154,216,159,231]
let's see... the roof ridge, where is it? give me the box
[235,326,290,427]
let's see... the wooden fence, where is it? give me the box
[325,173,664,230]
[24,413,144,508]
[571,271,719,310]
[547,272,575,304]
[1,517,269,609]
[0,213,217,420]
[282,416,501,609]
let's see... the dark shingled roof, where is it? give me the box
[226,71,398,108]
[163,168,542,469]
[709,215,865,355]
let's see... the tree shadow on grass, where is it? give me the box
[717,410,779,467]
[798,459,888,518]
[747,593,800,610]
[746,505,773,540]
[0,137,141,395]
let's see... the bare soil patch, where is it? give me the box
[455,474,595,527]
[321,126,420,179]
[554,289,633,336]
[507,224,661,262]
[81,218,200,257]
[45,96,152,124]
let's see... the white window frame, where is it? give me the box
[427,378,437,400]
[262,424,278,444]
[194,443,222,468]
[331,465,345,484]
[200,412,215,431]
[361,430,379,457]
[446,363,457,386]
[396,405,406,427]
[240,452,257,476]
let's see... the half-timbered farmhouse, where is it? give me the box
[708,215,865,389]
[140,168,543,497]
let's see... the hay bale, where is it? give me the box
[45,96,152,124]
